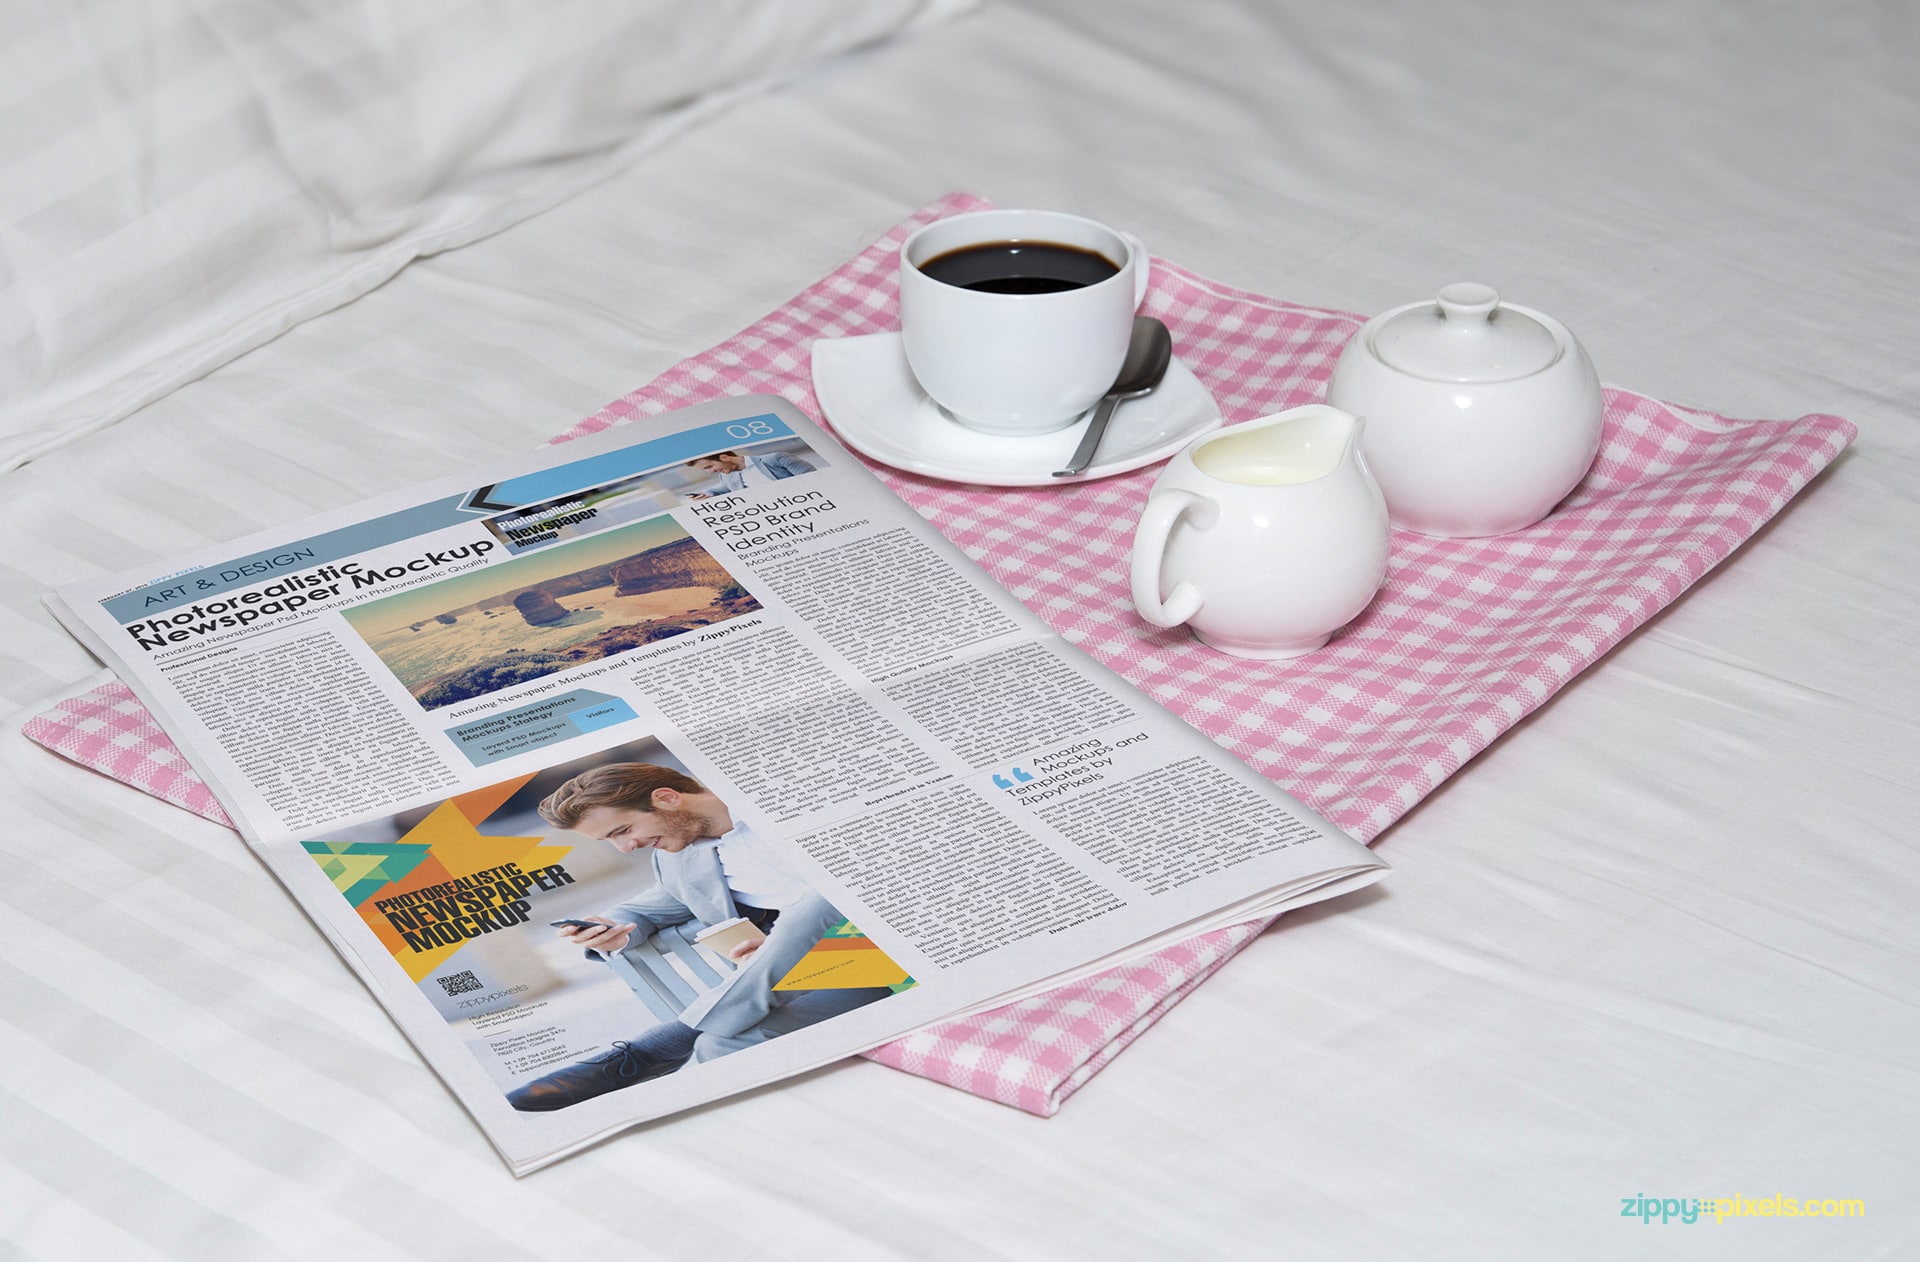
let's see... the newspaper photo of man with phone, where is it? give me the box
[506,758,901,1110]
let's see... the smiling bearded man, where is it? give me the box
[503,762,889,1111]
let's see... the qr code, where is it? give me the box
[435,970,484,997]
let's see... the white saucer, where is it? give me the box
[810,332,1223,487]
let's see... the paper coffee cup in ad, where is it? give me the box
[694,916,766,961]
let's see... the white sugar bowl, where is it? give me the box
[1325,282,1604,537]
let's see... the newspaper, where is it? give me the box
[48,394,1387,1174]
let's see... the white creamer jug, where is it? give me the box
[1130,405,1389,658]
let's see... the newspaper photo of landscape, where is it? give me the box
[342,516,761,709]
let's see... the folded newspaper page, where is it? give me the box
[48,395,1387,1173]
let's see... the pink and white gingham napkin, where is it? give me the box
[24,193,1855,1116]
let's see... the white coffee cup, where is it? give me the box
[898,209,1151,436]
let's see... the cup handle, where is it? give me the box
[1131,488,1215,628]
[1121,231,1151,310]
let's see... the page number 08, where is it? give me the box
[725,419,777,440]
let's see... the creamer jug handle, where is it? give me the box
[1130,488,1215,628]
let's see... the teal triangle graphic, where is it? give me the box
[300,841,436,906]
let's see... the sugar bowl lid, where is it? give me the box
[1367,282,1563,383]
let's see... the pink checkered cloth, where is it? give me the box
[24,193,1854,1116]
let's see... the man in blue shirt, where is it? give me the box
[685,447,814,496]
[506,762,889,1111]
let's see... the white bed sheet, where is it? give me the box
[4,1,1917,1257]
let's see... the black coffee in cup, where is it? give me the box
[918,240,1120,295]
[899,208,1146,433]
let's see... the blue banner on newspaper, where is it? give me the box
[445,689,639,767]
[99,416,791,622]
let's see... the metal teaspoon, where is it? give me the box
[1052,315,1174,478]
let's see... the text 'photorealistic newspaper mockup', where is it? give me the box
[49,395,1387,1174]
